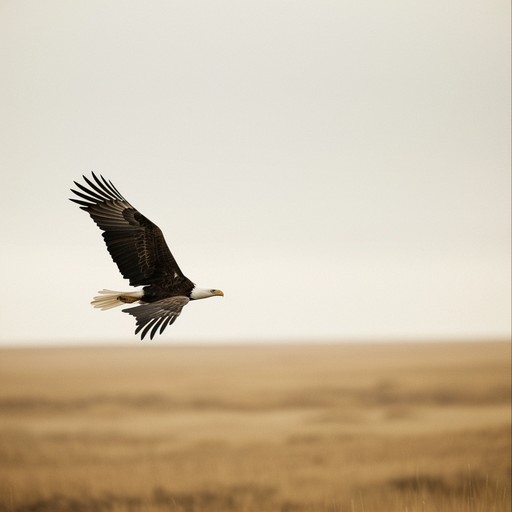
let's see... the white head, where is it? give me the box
[190,286,224,300]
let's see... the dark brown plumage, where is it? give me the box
[70,173,223,340]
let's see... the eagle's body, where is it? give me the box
[70,173,223,340]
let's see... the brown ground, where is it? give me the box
[0,341,510,511]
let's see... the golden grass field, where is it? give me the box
[0,341,509,512]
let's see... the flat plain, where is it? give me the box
[0,341,509,512]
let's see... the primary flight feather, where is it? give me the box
[70,173,223,340]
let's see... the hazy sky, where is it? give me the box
[1,0,510,345]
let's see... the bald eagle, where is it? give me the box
[70,173,223,340]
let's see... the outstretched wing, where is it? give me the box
[70,173,192,289]
[123,296,190,340]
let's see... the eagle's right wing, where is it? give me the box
[70,173,192,290]
[123,296,190,340]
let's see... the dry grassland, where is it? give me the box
[0,341,509,512]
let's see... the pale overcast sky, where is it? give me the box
[0,0,510,345]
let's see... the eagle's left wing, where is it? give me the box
[122,296,190,340]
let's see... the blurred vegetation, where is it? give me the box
[0,341,509,511]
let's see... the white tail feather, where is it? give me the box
[91,289,144,310]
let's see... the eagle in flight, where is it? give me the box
[70,173,223,340]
